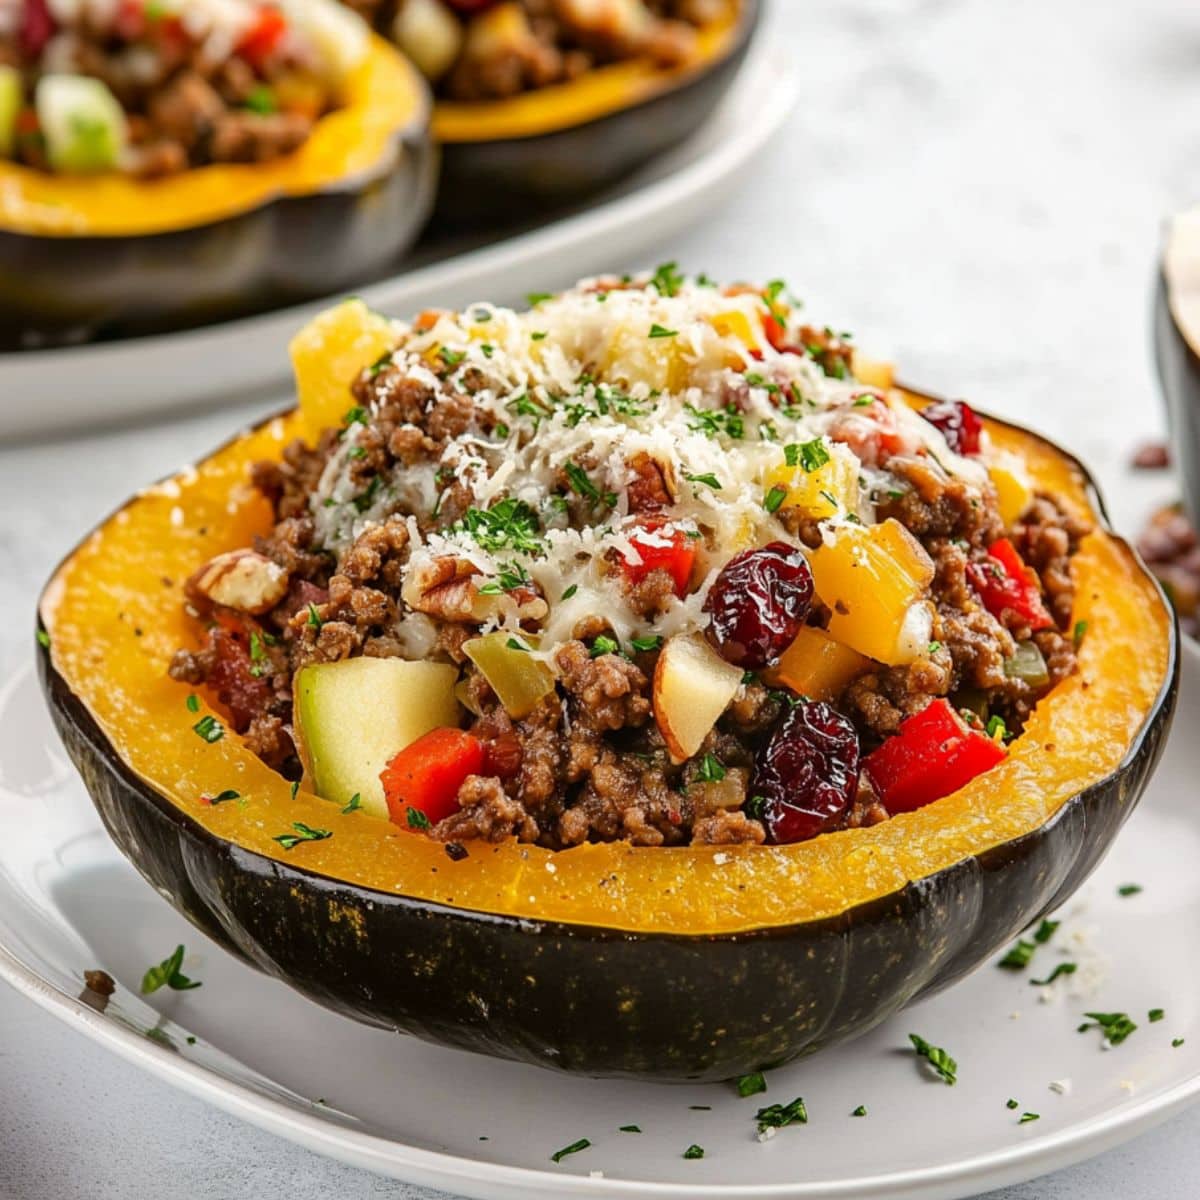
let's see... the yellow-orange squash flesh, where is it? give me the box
[0,35,427,237]
[38,403,1172,937]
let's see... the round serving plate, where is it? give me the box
[0,36,794,443]
[0,638,1198,1200]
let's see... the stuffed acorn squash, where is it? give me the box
[355,0,761,225]
[0,0,435,347]
[39,271,1177,1080]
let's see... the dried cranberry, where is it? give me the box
[20,0,55,57]
[921,399,982,456]
[703,542,813,669]
[749,701,860,843]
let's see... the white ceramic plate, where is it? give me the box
[0,638,1195,1200]
[0,37,795,443]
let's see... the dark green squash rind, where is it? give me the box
[0,115,435,350]
[34,408,1179,1080]
[431,0,760,228]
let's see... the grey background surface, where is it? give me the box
[1,0,1197,1195]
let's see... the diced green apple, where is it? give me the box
[294,657,461,818]
[0,66,21,159]
[36,75,128,173]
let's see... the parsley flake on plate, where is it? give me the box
[755,1096,807,1133]
[141,944,201,995]
[735,1071,766,1097]
[273,822,332,850]
[550,1138,591,1163]
[909,1034,957,1084]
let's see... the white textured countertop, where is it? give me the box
[0,0,1196,1195]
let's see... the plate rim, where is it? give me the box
[2,638,1198,1200]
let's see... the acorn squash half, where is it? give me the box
[36,392,1177,1081]
[430,0,760,226]
[0,36,435,349]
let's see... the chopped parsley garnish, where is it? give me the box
[457,499,543,554]
[352,475,383,514]
[564,462,604,502]
[347,447,366,463]
[342,793,363,814]
[36,628,50,648]
[998,939,1036,970]
[629,635,662,652]
[1018,1112,1040,1124]
[185,693,200,713]
[590,635,620,658]
[561,584,578,600]
[527,291,553,306]
[744,794,767,821]
[744,371,779,394]
[273,822,332,850]
[618,1124,641,1133]
[290,780,300,801]
[438,346,465,367]
[784,439,830,472]
[909,1034,957,1084]
[1033,918,1060,944]
[851,1105,867,1117]
[1030,962,1076,986]
[1117,883,1143,897]
[243,84,277,114]
[508,392,551,421]
[405,806,431,830]
[531,330,547,341]
[307,603,323,630]
[697,753,727,784]
[1174,1038,1185,1048]
[648,323,678,339]
[1006,1098,1019,1110]
[1149,1008,1165,1023]
[763,484,788,515]
[685,402,744,440]
[1073,619,1088,648]
[1079,1011,1137,1045]
[928,640,943,655]
[550,1138,591,1163]
[342,405,368,425]
[141,945,201,995]
[986,714,1009,740]
[478,561,531,595]
[650,261,685,297]
[853,394,875,407]
[684,471,722,490]
[682,1144,705,1160]
[248,631,268,677]
[207,789,240,805]
[192,714,224,744]
[736,1071,766,1097]
[755,1096,808,1133]
[505,637,531,653]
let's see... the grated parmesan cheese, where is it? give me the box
[309,275,994,660]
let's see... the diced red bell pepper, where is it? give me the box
[618,521,696,598]
[761,312,788,353]
[863,698,1006,814]
[380,727,484,828]
[237,6,288,69]
[966,538,1054,632]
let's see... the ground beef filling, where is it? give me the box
[2,12,331,178]
[346,0,724,102]
[170,316,1086,849]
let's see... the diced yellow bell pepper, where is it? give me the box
[463,631,555,720]
[852,353,894,391]
[989,457,1034,527]
[289,299,396,440]
[710,309,762,351]
[763,448,858,520]
[762,626,871,700]
[807,519,935,665]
